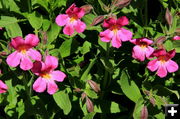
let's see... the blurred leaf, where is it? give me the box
[83,112,96,119]
[118,70,142,103]
[100,57,114,73]
[32,0,49,12]
[164,40,173,51]
[28,11,43,29]
[133,98,144,119]
[53,90,72,115]
[0,16,18,27]
[16,99,25,119]
[82,13,96,26]
[47,23,61,44]
[173,40,180,53]
[59,38,79,58]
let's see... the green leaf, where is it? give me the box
[133,98,144,119]
[100,57,114,74]
[80,41,92,55]
[0,16,18,27]
[53,90,72,115]
[32,0,49,13]
[83,112,96,119]
[82,14,96,26]
[59,39,79,58]
[85,89,98,99]
[28,11,43,29]
[173,40,180,53]
[118,70,142,103]
[164,40,173,51]
[47,23,61,44]
[110,102,121,113]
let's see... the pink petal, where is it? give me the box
[28,49,42,61]
[45,56,58,70]
[145,46,154,58]
[66,3,76,14]
[47,81,58,95]
[132,45,145,61]
[129,39,137,44]
[157,64,167,78]
[141,38,153,45]
[63,24,74,36]
[31,61,44,75]
[20,56,33,70]
[118,28,132,41]
[0,80,8,93]
[33,77,46,93]
[173,36,180,40]
[10,36,24,49]
[55,14,69,26]
[76,8,85,18]
[167,49,176,59]
[6,51,21,67]
[100,29,113,42]
[111,35,122,48]
[74,20,86,33]
[102,18,116,28]
[25,34,39,47]
[117,16,129,26]
[51,71,66,82]
[147,59,159,72]
[166,60,179,73]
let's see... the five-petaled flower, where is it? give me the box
[147,49,179,78]
[6,34,42,70]
[31,56,66,95]
[6,34,41,70]
[0,80,8,94]
[55,3,86,36]
[99,16,133,48]
[130,38,154,61]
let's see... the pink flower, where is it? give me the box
[130,38,154,61]
[0,80,8,93]
[31,56,66,95]
[172,36,180,40]
[55,3,86,36]
[99,16,133,48]
[0,27,3,30]
[6,34,42,70]
[147,49,179,78]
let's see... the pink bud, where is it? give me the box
[114,0,132,9]
[0,51,8,56]
[172,36,180,40]
[165,8,173,26]
[91,15,105,26]
[150,97,156,107]
[87,80,100,93]
[81,92,87,101]
[86,97,94,112]
[140,106,148,119]
[81,5,93,14]
[74,88,82,93]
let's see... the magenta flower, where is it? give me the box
[55,3,86,36]
[172,36,180,40]
[130,38,154,61]
[6,34,42,70]
[99,16,133,48]
[0,80,8,93]
[147,49,179,78]
[31,56,66,95]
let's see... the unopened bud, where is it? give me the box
[165,8,173,26]
[91,15,105,26]
[86,97,94,112]
[153,36,166,48]
[0,51,8,56]
[87,80,100,93]
[150,97,156,107]
[81,5,93,14]
[74,88,82,93]
[114,0,131,9]
[140,106,148,119]
[81,92,87,101]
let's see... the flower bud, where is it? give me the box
[86,97,94,112]
[140,105,148,119]
[91,15,105,26]
[81,92,87,101]
[81,5,93,14]
[150,97,156,107]
[87,80,100,93]
[0,51,8,56]
[74,88,82,93]
[114,0,131,9]
[165,8,173,26]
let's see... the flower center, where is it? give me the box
[40,73,51,79]
[140,42,147,48]
[158,55,168,63]
[70,15,78,22]
[18,46,28,54]
[112,25,119,34]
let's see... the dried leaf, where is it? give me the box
[165,8,173,26]
[140,106,148,119]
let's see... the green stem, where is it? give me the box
[144,0,148,37]
[28,0,32,13]
[22,72,30,99]
[103,43,110,89]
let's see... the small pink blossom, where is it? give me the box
[31,56,66,95]
[147,49,179,78]
[99,16,133,48]
[130,38,154,61]
[55,3,86,36]
[6,34,42,70]
[0,27,3,30]
[172,36,180,40]
[0,80,8,93]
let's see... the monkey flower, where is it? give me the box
[0,80,8,93]
[6,34,41,70]
[55,3,86,36]
[130,38,154,61]
[147,49,179,78]
[99,16,132,48]
[31,56,66,95]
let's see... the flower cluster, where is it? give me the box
[5,34,66,95]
